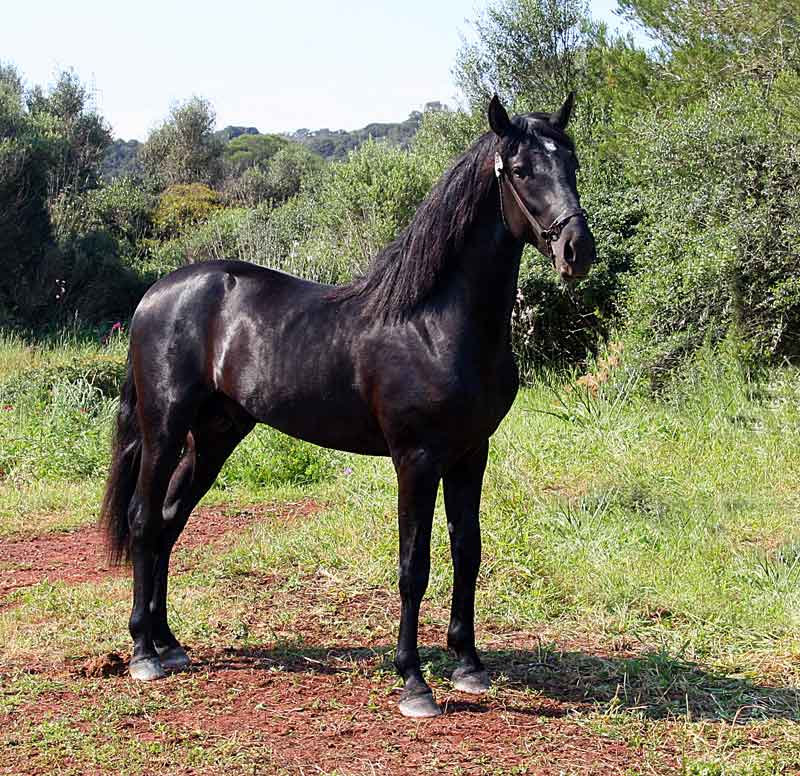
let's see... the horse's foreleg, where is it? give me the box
[393,448,441,718]
[443,441,490,695]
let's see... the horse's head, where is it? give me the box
[488,93,596,282]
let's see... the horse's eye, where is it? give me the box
[512,168,527,179]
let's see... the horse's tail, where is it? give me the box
[100,355,141,565]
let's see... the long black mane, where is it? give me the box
[331,113,573,320]
[329,131,498,319]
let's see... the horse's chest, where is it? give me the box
[396,356,518,445]
[456,360,519,434]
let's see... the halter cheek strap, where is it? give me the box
[494,152,587,260]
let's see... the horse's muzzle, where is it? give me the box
[554,219,596,282]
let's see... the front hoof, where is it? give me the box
[129,656,166,682]
[452,666,491,695]
[398,691,442,719]
[157,645,191,672]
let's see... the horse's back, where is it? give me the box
[130,260,389,454]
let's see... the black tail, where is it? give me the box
[100,355,142,565]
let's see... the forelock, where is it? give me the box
[511,113,575,152]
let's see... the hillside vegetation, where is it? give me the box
[3,0,799,385]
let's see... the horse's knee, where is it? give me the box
[398,559,429,602]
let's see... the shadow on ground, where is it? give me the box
[204,641,800,722]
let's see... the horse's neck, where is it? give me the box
[443,198,524,348]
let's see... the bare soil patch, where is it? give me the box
[0,504,782,774]
[0,499,320,600]
[5,647,674,776]
[0,577,687,775]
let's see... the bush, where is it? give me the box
[0,357,126,408]
[305,139,439,275]
[85,177,153,245]
[0,357,124,481]
[263,143,324,202]
[153,183,221,238]
[617,87,800,380]
[236,198,350,282]
[218,425,336,489]
[177,207,248,263]
[230,140,439,286]
[222,165,274,207]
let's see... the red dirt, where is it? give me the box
[0,504,702,774]
[0,573,686,775]
[0,500,320,599]
[5,644,677,776]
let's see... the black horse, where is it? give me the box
[101,94,595,718]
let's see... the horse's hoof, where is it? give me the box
[452,667,491,695]
[129,656,166,682]
[398,691,442,719]
[157,645,191,672]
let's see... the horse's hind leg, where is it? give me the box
[127,398,196,682]
[443,441,491,695]
[148,402,253,672]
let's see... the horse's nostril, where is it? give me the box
[564,239,575,265]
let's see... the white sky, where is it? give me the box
[2,0,638,140]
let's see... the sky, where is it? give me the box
[1,0,638,140]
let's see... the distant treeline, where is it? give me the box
[100,101,445,181]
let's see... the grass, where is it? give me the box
[1,332,799,773]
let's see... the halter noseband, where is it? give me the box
[494,151,587,260]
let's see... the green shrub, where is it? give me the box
[223,165,274,207]
[306,138,439,274]
[217,425,337,489]
[231,139,439,286]
[0,357,126,408]
[85,177,153,245]
[235,198,350,283]
[262,143,324,202]
[223,133,288,176]
[153,183,220,238]
[175,207,248,263]
[0,357,124,481]
[618,87,800,379]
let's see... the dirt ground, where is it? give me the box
[0,502,704,775]
[0,500,320,597]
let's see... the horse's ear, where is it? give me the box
[550,92,575,129]
[488,94,512,137]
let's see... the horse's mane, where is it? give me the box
[329,113,572,320]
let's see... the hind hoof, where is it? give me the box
[157,645,191,672]
[452,667,491,695]
[129,656,166,682]
[398,691,442,719]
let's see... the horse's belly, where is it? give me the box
[250,394,390,456]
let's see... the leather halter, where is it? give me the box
[494,151,587,260]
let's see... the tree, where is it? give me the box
[263,143,324,201]
[0,66,117,320]
[26,70,111,198]
[223,133,288,175]
[619,0,800,99]
[140,97,224,189]
[0,64,51,281]
[454,0,592,110]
